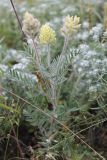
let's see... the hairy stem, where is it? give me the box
[32,38,41,68]
[47,44,51,67]
[50,80,57,111]
[61,36,69,56]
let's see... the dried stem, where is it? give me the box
[9,0,26,39]
[10,0,21,31]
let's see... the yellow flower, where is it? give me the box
[61,15,81,37]
[39,24,56,44]
[22,11,40,37]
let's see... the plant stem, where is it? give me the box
[50,80,57,111]
[47,44,51,67]
[61,36,69,56]
[58,36,69,68]
[32,38,41,68]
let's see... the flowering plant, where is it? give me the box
[21,12,81,110]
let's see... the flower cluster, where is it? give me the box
[61,15,81,37]
[22,12,80,44]
[39,24,56,44]
[22,12,40,38]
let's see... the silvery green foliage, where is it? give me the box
[8,69,38,87]
[72,44,107,94]
[90,23,103,41]
[0,64,8,72]
[1,49,38,88]
[102,29,107,42]
[3,49,29,70]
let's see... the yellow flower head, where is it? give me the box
[61,15,81,37]
[39,24,56,44]
[22,11,40,37]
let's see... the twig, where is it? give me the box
[9,0,25,37]
[10,0,22,30]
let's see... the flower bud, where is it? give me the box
[39,24,56,44]
[61,15,81,37]
[22,12,40,38]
